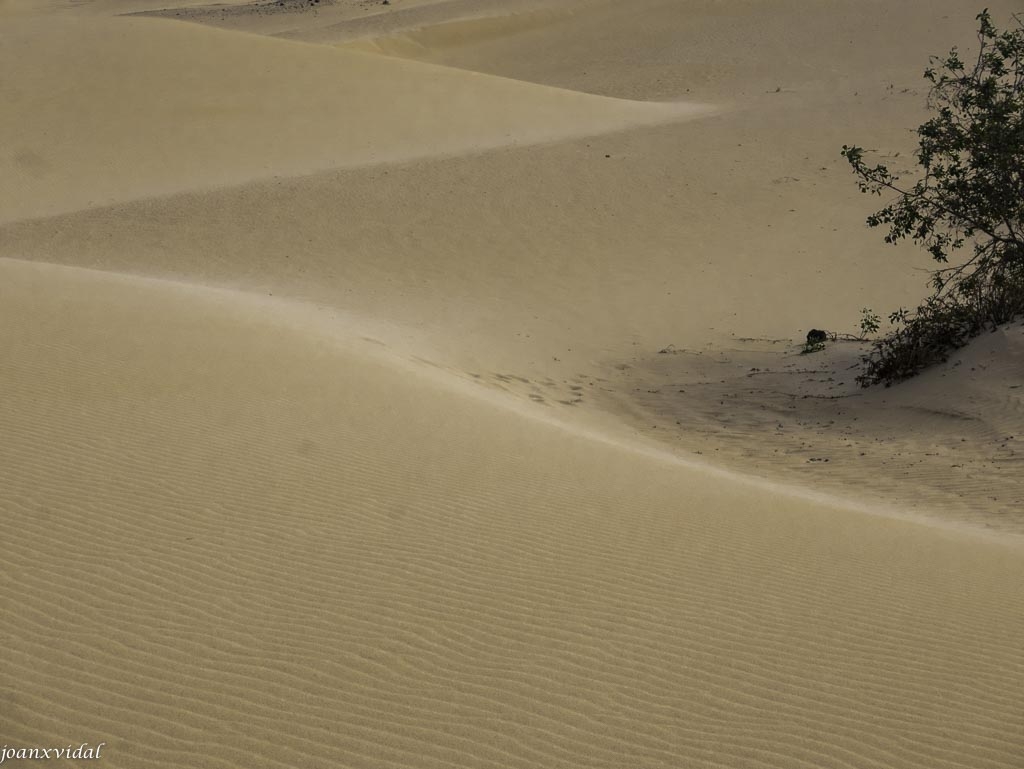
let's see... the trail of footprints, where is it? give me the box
[485,372,608,407]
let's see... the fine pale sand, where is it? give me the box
[2,1,1023,768]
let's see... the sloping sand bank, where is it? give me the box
[2,258,1022,768]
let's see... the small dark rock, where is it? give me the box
[806,329,828,345]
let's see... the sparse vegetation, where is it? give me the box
[858,307,881,338]
[842,9,1024,386]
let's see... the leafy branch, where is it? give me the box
[841,9,1024,385]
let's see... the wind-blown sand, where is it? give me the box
[1,1,1023,767]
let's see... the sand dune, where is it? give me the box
[4,0,1022,528]
[5,84,1009,527]
[0,8,710,224]
[2,258,1023,769]
[3,0,1024,766]
[278,0,1001,101]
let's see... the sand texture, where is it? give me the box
[2,1,1023,767]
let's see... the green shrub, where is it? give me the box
[842,9,1024,386]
